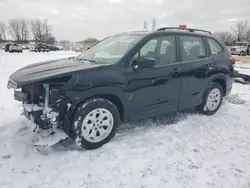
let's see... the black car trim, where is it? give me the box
[201,73,227,97]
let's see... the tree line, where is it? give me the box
[0,18,56,44]
[214,20,250,46]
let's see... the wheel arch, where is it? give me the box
[202,74,227,97]
[62,87,128,135]
[75,93,126,121]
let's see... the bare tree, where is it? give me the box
[0,21,6,41]
[19,19,29,44]
[243,28,250,42]
[42,19,52,42]
[46,33,56,44]
[30,19,53,43]
[8,18,21,42]
[30,19,41,43]
[8,18,30,43]
[214,31,236,46]
[231,21,248,41]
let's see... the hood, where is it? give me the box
[8,57,100,88]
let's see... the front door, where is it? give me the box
[125,35,182,120]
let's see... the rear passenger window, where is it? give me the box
[207,38,223,55]
[180,36,206,62]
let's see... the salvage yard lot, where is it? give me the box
[0,50,250,188]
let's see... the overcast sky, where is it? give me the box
[0,0,249,41]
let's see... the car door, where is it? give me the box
[125,35,182,120]
[178,35,214,110]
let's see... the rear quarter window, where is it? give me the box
[207,38,224,55]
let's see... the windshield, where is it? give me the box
[77,34,144,64]
[235,43,245,46]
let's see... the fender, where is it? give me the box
[62,85,128,135]
[201,73,227,98]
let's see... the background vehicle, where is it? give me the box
[72,45,91,52]
[4,43,11,52]
[22,45,29,50]
[230,41,250,56]
[49,45,60,51]
[31,44,50,52]
[7,26,235,150]
[9,43,23,53]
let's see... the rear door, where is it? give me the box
[178,35,214,110]
[125,35,182,120]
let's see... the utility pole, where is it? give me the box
[152,19,156,31]
[144,21,148,30]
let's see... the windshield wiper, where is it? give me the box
[77,58,97,64]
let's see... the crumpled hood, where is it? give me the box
[8,57,100,88]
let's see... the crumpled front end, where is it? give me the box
[14,83,71,133]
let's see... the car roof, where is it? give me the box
[116,28,216,39]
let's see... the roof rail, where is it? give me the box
[116,30,150,35]
[156,27,212,35]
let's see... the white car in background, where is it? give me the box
[230,41,250,56]
[9,43,23,53]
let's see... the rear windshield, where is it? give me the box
[235,43,245,46]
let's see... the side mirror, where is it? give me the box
[139,57,156,68]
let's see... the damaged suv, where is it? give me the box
[7,27,235,149]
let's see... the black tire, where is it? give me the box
[239,51,243,56]
[71,98,120,150]
[198,82,223,115]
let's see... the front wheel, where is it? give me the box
[71,98,120,150]
[239,51,243,56]
[198,82,223,115]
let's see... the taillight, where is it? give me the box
[229,56,236,65]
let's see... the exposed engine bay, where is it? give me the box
[14,83,68,132]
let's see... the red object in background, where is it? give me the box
[179,25,187,29]
[229,56,236,64]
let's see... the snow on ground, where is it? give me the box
[0,50,250,188]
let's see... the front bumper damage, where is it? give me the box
[11,83,72,147]
[15,84,70,133]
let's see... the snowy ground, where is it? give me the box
[0,50,250,188]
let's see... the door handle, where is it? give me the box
[172,68,181,75]
[207,63,214,69]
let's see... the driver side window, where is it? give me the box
[140,39,157,59]
[131,36,177,67]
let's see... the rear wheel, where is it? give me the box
[198,82,223,115]
[71,98,120,150]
